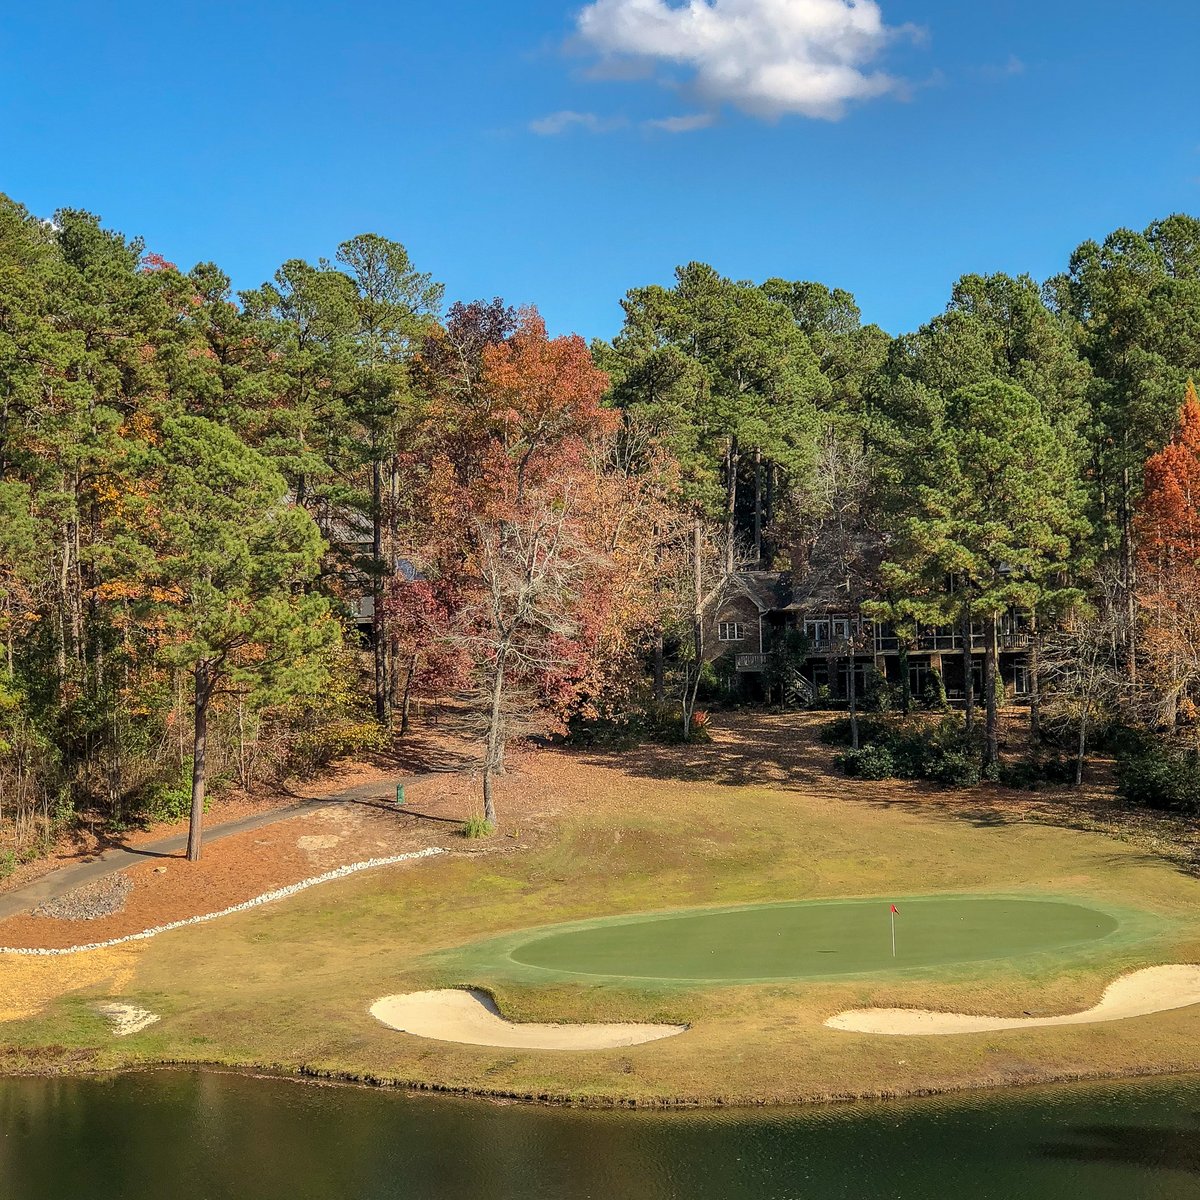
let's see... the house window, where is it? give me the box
[718,622,747,643]
[1013,665,1031,696]
[804,619,831,648]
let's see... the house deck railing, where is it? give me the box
[735,653,770,673]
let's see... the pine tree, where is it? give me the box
[125,417,337,861]
[883,380,1088,767]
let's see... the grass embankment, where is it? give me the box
[1,713,1199,1107]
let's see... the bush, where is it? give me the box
[461,816,496,839]
[1118,737,1200,814]
[0,850,15,880]
[926,749,981,788]
[565,702,711,747]
[823,714,982,786]
[819,717,893,747]
[999,754,1078,791]
[136,764,198,824]
[293,718,390,767]
[921,670,948,711]
[861,667,893,713]
[836,745,896,780]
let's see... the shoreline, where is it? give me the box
[4,1046,1200,1111]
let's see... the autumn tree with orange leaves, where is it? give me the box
[401,307,676,826]
[1134,381,1200,732]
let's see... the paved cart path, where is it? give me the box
[0,773,435,921]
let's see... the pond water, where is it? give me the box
[2,1069,1198,1198]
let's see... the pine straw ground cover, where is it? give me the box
[1,712,1199,1107]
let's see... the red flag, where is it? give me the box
[890,904,899,914]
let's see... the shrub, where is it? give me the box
[999,755,1078,791]
[1118,737,1200,814]
[921,671,948,711]
[819,717,892,748]
[0,850,15,880]
[836,745,896,780]
[564,709,639,748]
[926,749,981,788]
[565,702,711,748]
[824,713,982,786]
[861,667,893,713]
[293,718,390,767]
[461,816,496,839]
[136,764,198,824]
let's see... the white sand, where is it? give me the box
[96,1002,161,1037]
[826,964,1200,1035]
[370,989,688,1050]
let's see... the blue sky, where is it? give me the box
[1,1,1197,341]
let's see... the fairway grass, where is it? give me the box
[2,713,1200,1106]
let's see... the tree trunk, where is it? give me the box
[753,449,763,566]
[653,626,665,704]
[898,638,911,714]
[848,644,859,750]
[1120,464,1138,691]
[1075,710,1087,787]
[372,458,390,726]
[961,601,975,736]
[724,436,739,575]
[400,652,418,736]
[683,518,705,739]
[766,463,776,555]
[187,663,211,863]
[984,614,999,770]
[482,769,496,827]
[482,646,508,826]
[1028,611,1041,742]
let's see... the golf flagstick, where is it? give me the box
[890,904,899,957]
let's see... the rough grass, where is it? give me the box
[2,712,1200,1107]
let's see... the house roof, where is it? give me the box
[704,571,789,614]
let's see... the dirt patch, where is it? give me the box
[32,874,133,922]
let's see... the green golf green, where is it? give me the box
[505,897,1121,981]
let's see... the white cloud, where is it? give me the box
[645,112,716,132]
[575,0,917,121]
[529,109,628,135]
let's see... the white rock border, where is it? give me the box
[0,847,445,957]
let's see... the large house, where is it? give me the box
[704,570,1032,704]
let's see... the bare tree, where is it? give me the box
[787,430,877,747]
[1040,570,1126,785]
[668,520,738,739]
[450,491,593,826]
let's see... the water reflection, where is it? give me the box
[1039,1115,1200,1175]
[2,1070,1199,1199]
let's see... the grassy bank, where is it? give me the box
[2,714,1199,1107]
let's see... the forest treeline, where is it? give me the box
[2,193,1200,865]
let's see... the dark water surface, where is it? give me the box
[2,1069,1198,1199]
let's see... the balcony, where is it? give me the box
[736,653,769,673]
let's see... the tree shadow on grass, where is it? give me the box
[565,710,1200,879]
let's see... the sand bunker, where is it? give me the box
[96,1002,161,1037]
[370,989,687,1050]
[826,964,1200,1035]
